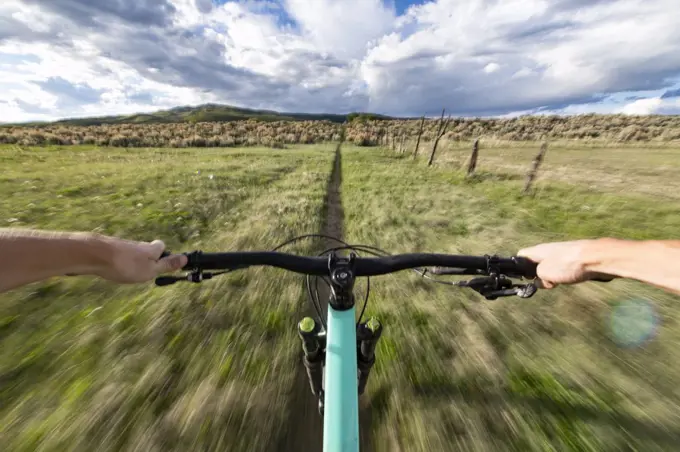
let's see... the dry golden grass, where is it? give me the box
[426,139,680,200]
[0,144,335,451]
[4,113,680,148]
[343,145,680,451]
[1,141,679,451]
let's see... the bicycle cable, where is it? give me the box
[158,234,522,325]
[269,234,471,331]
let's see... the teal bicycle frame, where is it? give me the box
[324,305,359,452]
[156,245,538,452]
[298,254,382,452]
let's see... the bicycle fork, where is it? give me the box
[297,316,383,415]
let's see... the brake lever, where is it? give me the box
[483,288,522,300]
[516,283,538,298]
[460,275,538,300]
[459,275,503,297]
[154,270,219,286]
[476,283,538,300]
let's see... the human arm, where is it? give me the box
[517,238,680,295]
[0,228,187,293]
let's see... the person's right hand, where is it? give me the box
[91,235,187,284]
[517,240,616,289]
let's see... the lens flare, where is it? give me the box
[609,298,658,347]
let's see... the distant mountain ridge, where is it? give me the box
[10,104,394,126]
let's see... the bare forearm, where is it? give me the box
[0,229,112,292]
[584,238,680,295]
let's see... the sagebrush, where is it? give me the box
[3,114,680,148]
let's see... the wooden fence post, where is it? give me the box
[413,116,425,160]
[428,108,451,167]
[523,142,548,195]
[467,138,479,177]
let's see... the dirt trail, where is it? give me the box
[277,145,346,451]
[318,144,345,320]
[325,144,345,238]
[456,306,501,376]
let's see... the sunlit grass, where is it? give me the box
[0,144,335,451]
[1,143,679,451]
[343,145,680,451]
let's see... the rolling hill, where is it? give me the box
[9,104,393,126]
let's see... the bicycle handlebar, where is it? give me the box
[179,251,538,279]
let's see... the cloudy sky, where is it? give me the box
[1,0,680,122]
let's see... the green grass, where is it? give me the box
[343,145,680,451]
[0,145,335,451]
[1,142,679,451]
[431,139,680,200]
[6,104,353,126]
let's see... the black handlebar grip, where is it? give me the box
[159,250,193,271]
[155,276,180,286]
[511,257,613,283]
[511,257,538,279]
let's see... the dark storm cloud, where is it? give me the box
[548,0,620,13]
[91,27,289,103]
[127,92,154,104]
[362,0,680,116]
[13,99,51,114]
[363,51,621,117]
[195,0,213,14]
[2,0,299,108]
[656,105,680,114]
[0,16,50,43]
[3,0,680,118]
[661,88,680,99]
[504,20,579,42]
[35,77,103,105]
[22,0,177,27]
[0,17,22,41]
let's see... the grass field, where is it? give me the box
[1,142,679,451]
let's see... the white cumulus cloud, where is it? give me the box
[0,0,679,122]
[484,63,500,74]
[621,97,680,115]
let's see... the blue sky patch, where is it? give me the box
[213,0,428,18]
[35,77,103,106]
[0,52,40,65]
[3,0,680,121]
[391,0,428,15]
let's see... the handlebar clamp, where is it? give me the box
[328,252,357,311]
[485,255,501,277]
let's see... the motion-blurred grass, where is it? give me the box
[347,144,680,451]
[0,145,335,451]
[1,142,679,451]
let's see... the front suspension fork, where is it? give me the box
[298,317,325,399]
[297,316,384,411]
[357,317,382,395]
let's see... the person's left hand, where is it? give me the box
[95,236,187,283]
